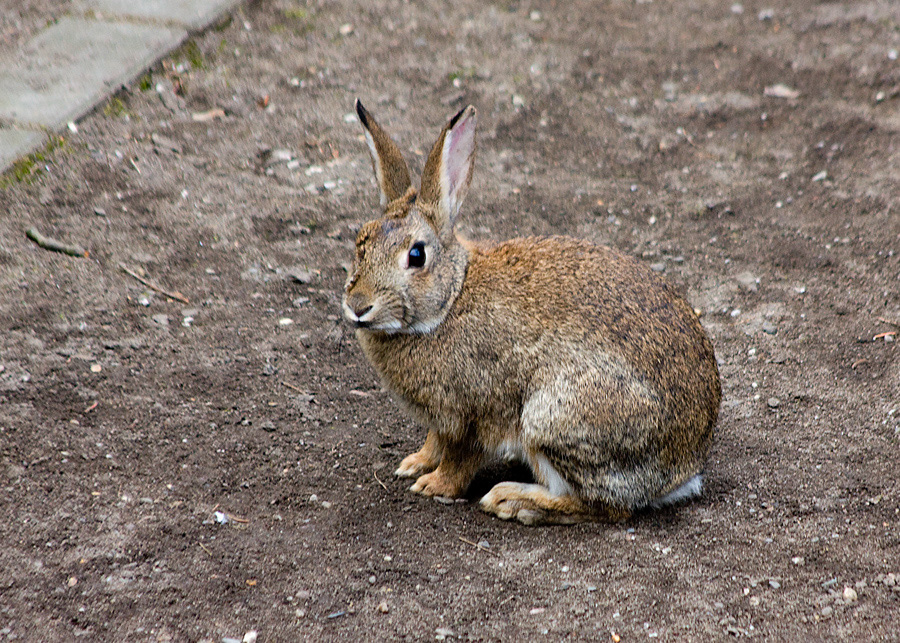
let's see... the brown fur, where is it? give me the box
[343,102,721,525]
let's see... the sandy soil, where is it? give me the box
[1,0,898,640]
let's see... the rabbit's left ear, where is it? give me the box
[356,99,413,208]
[419,106,477,235]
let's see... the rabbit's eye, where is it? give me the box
[407,241,426,269]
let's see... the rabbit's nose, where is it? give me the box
[353,304,373,319]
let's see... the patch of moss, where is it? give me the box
[282,7,315,35]
[103,96,130,118]
[184,40,205,70]
[1,134,66,188]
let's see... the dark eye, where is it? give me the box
[407,241,426,269]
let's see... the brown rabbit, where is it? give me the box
[343,100,721,525]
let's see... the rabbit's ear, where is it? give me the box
[419,106,477,234]
[356,99,413,208]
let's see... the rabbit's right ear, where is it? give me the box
[355,99,412,208]
[419,106,477,236]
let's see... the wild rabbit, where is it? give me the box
[343,100,721,525]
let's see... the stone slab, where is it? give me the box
[0,17,186,128]
[0,128,45,170]
[86,0,243,31]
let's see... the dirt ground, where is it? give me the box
[1,0,899,640]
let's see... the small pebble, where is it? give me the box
[243,632,258,643]
[649,262,666,273]
[368,575,376,585]
[377,601,389,613]
[843,587,858,603]
[821,606,833,618]
[769,580,781,589]
[767,397,780,408]
[735,271,759,292]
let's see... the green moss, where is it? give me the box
[283,8,308,20]
[103,96,129,118]
[138,73,153,92]
[448,67,477,83]
[184,40,205,69]
[1,134,66,188]
[282,7,315,35]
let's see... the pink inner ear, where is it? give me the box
[445,112,476,198]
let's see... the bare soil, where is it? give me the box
[1,0,899,640]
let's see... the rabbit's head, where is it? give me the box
[343,101,477,334]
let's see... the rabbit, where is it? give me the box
[342,99,721,525]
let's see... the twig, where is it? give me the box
[198,542,213,556]
[458,536,501,557]
[119,263,189,304]
[83,401,99,413]
[26,227,88,257]
[374,469,388,491]
[225,511,249,524]
[873,332,897,340]
[878,317,900,328]
[281,381,305,393]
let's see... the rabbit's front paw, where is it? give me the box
[395,451,438,478]
[409,470,465,499]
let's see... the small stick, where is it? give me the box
[199,542,213,556]
[26,227,88,257]
[373,469,388,491]
[227,512,250,524]
[281,381,305,393]
[873,331,897,340]
[458,536,501,557]
[878,317,900,328]
[83,401,99,413]
[119,263,189,304]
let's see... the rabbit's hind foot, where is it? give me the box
[480,482,600,526]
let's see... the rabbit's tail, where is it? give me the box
[649,473,703,508]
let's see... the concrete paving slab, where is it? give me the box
[87,0,242,31]
[0,128,45,170]
[0,17,185,128]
